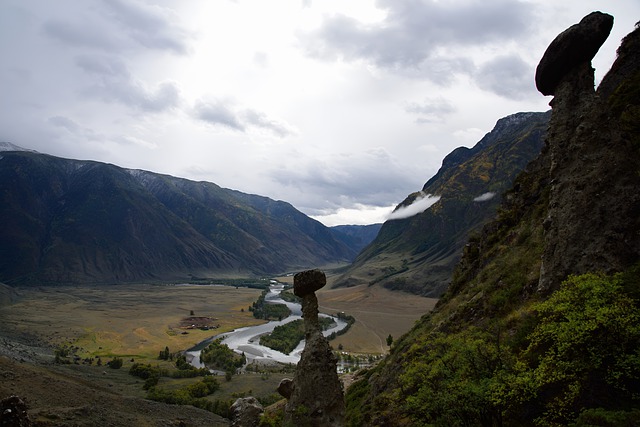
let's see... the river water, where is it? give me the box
[185,283,348,368]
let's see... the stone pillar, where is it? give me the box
[282,269,345,426]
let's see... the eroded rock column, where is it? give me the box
[282,269,345,426]
[535,11,640,291]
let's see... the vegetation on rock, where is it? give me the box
[347,270,640,426]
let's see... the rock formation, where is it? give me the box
[537,12,640,290]
[282,269,345,426]
[0,395,31,427]
[229,396,263,427]
[535,12,614,96]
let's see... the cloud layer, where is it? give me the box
[388,193,441,221]
[1,1,638,225]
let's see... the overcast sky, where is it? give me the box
[1,1,638,226]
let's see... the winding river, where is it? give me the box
[185,283,348,368]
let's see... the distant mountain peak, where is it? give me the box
[335,110,551,296]
[0,142,38,153]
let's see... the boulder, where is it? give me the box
[0,395,31,427]
[229,397,263,427]
[293,269,326,297]
[277,378,294,399]
[535,11,613,96]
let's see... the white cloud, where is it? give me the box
[473,192,496,202]
[387,193,440,221]
[311,204,395,227]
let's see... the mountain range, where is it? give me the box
[0,106,549,292]
[0,146,366,285]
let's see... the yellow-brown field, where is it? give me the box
[0,280,436,360]
[318,284,438,354]
[0,284,265,360]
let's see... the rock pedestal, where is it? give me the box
[282,269,345,426]
[536,12,640,291]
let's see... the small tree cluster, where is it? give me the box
[158,346,171,360]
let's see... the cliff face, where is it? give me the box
[345,15,640,426]
[538,14,640,291]
[335,111,550,297]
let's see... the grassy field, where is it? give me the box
[318,284,438,354]
[0,284,265,360]
[273,274,438,354]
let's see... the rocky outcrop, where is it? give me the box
[277,378,294,399]
[284,269,345,426]
[229,397,263,427]
[0,395,31,427]
[538,13,640,291]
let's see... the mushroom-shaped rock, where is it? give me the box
[293,269,326,297]
[535,11,613,96]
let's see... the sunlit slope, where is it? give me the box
[335,111,550,296]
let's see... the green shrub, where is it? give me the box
[498,272,640,425]
[106,357,123,369]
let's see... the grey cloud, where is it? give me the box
[48,116,80,132]
[43,19,118,51]
[475,54,534,100]
[405,97,456,122]
[193,99,294,137]
[75,54,129,77]
[194,99,245,131]
[75,54,180,112]
[242,109,294,137]
[42,0,191,55]
[302,0,533,82]
[47,115,103,142]
[102,0,192,54]
[269,148,422,212]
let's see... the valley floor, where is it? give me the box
[0,281,437,425]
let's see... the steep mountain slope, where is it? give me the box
[345,15,640,426]
[0,151,357,285]
[335,111,551,297]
